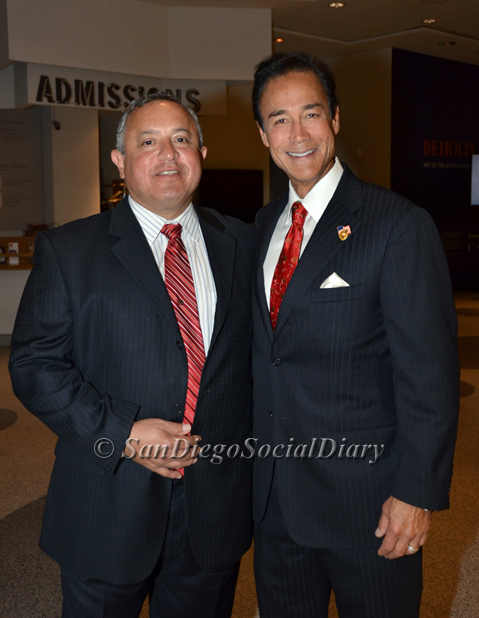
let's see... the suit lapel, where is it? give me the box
[273,167,364,340]
[108,198,180,335]
[254,194,288,344]
[196,207,237,357]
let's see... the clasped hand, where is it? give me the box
[124,418,201,479]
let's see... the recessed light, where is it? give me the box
[329,2,345,8]
[422,18,437,24]
[438,41,456,46]
[275,38,284,43]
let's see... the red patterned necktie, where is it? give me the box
[269,201,308,331]
[161,223,205,428]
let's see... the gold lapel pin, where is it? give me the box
[337,225,351,241]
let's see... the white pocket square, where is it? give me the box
[320,272,350,289]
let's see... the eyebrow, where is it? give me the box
[268,102,326,120]
[137,128,192,137]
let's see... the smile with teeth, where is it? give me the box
[158,170,180,175]
[287,149,316,158]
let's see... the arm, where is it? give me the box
[9,232,199,476]
[376,206,459,557]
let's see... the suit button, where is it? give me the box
[175,404,183,415]
[176,340,183,350]
[269,411,273,419]
[273,358,281,366]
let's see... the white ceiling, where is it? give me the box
[143,0,479,66]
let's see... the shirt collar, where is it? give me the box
[128,196,201,246]
[287,157,344,223]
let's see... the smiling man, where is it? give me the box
[251,52,459,617]
[111,97,207,218]
[9,92,255,618]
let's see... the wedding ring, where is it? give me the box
[407,545,419,553]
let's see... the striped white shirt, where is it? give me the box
[129,196,217,355]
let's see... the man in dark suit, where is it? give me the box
[251,52,459,617]
[9,92,254,618]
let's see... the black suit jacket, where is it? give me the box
[9,198,255,583]
[252,165,459,549]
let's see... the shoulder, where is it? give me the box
[199,207,256,243]
[346,172,431,229]
[36,211,114,269]
[347,178,441,256]
[255,192,288,230]
[44,211,112,246]
[334,167,440,250]
[365,182,434,225]
[361,179,415,210]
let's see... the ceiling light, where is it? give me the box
[329,2,345,8]
[422,18,437,24]
[275,38,284,43]
[438,41,456,46]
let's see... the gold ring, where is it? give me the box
[407,545,419,553]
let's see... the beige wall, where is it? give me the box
[168,8,271,81]
[42,106,100,227]
[3,0,170,75]
[2,0,271,81]
[329,48,392,188]
[201,83,271,205]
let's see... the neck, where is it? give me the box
[132,197,191,220]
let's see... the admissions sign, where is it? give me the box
[1,63,227,115]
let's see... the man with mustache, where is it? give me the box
[10,92,254,618]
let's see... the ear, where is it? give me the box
[332,106,340,135]
[111,150,125,179]
[200,146,207,161]
[257,122,270,148]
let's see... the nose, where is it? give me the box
[290,119,310,144]
[157,139,178,160]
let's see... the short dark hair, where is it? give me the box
[252,52,339,130]
[116,91,204,154]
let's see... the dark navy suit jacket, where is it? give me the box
[252,165,459,549]
[9,198,255,583]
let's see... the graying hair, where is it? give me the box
[115,91,204,154]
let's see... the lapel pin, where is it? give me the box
[337,225,351,241]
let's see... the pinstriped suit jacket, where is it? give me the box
[252,165,459,549]
[9,198,255,583]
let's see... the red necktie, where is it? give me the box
[269,201,308,331]
[161,223,205,428]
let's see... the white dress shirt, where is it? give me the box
[263,158,344,308]
[129,196,217,355]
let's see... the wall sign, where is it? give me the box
[391,48,479,289]
[1,63,227,115]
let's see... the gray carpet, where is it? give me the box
[0,497,62,618]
